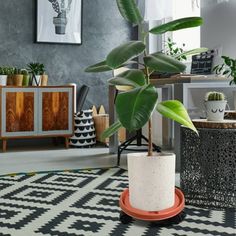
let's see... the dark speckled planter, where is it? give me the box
[180,127,236,209]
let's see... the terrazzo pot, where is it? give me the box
[0,75,7,86]
[69,109,96,148]
[128,152,175,211]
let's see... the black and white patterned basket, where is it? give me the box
[69,110,96,148]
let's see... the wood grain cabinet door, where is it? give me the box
[38,87,73,135]
[1,88,38,137]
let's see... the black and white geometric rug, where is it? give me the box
[0,168,235,236]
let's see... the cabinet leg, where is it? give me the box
[2,139,7,152]
[65,137,69,149]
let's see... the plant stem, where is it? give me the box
[140,23,153,156]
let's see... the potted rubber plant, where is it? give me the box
[27,62,45,86]
[0,67,8,86]
[213,56,236,110]
[205,91,227,121]
[85,0,204,212]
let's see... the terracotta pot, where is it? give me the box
[41,74,48,86]
[7,75,14,85]
[128,152,176,211]
[13,75,23,86]
[0,75,8,86]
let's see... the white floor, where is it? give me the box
[0,146,180,186]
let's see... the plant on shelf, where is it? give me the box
[0,67,8,86]
[213,56,236,110]
[27,62,45,86]
[165,37,187,61]
[21,69,30,86]
[205,91,227,122]
[12,68,24,86]
[85,0,206,212]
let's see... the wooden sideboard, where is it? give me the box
[0,86,74,152]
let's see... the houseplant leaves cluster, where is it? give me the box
[85,0,205,156]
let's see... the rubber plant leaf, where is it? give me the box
[156,100,198,133]
[101,121,123,140]
[106,41,145,69]
[108,69,146,88]
[175,48,208,60]
[144,52,186,73]
[85,60,112,72]
[115,84,158,131]
[116,0,143,24]
[149,17,203,34]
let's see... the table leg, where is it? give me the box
[2,139,7,152]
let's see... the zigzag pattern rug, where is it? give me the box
[0,167,235,236]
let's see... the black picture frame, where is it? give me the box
[36,0,82,45]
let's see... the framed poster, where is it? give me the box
[36,0,82,45]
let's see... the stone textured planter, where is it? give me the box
[128,152,175,211]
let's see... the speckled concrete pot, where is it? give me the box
[128,152,175,211]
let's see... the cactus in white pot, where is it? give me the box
[205,91,227,121]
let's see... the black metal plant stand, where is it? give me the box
[117,129,161,166]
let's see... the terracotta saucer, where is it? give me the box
[119,188,185,221]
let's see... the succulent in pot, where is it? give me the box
[21,69,30,86]
[6,67,15,86]
[85,0,205,212]
[12,68,23,86]
[0,67,8,86]
[205,91,227,122]
[27,62,45,86]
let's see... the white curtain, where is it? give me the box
[144,0,173,21]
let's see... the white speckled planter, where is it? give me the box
[128,152,176,211]
[0,75,7,86]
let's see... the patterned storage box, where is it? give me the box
[69,110,96,148]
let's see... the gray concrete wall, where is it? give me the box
[201,0,236,59]
[0,0,134,110]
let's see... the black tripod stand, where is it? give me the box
[117,129,161,166]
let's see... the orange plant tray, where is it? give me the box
[119,188,185,221]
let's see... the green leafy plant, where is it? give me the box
[213,56,236,85]
[21,69,29,75]
[205,91,226,101]
[85,0,205,156]
[165,37,187,61]
[13,68,23,75]
[27,62,45,86]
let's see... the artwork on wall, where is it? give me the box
[36,0,82,45]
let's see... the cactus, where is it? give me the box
[48,0,72,15]
[205,91,226,101]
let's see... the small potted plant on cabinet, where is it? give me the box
[6,67,15,86]
[205,91,227,121]
[213,56,236,110]
[85,0,204,213]
[27,62,45,86]
[12,68,23,86]
[21,69,30,86]
[0,67,8,86]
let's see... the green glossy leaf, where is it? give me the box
[149,17,203,34]
[175,48,208,59]
[116,84,158,131]
[106,41,145,69]
[156,100,198,133]
[108,69,146,88]
[85,61,112,73]
[101,121,123,140]
[116,0,143,24]
[144,52,186,73]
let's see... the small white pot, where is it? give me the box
[233,91,236,111]
[128,152,175,211]
[205,100,227,121]
[32,75,41,86]
[0,75,8,86]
